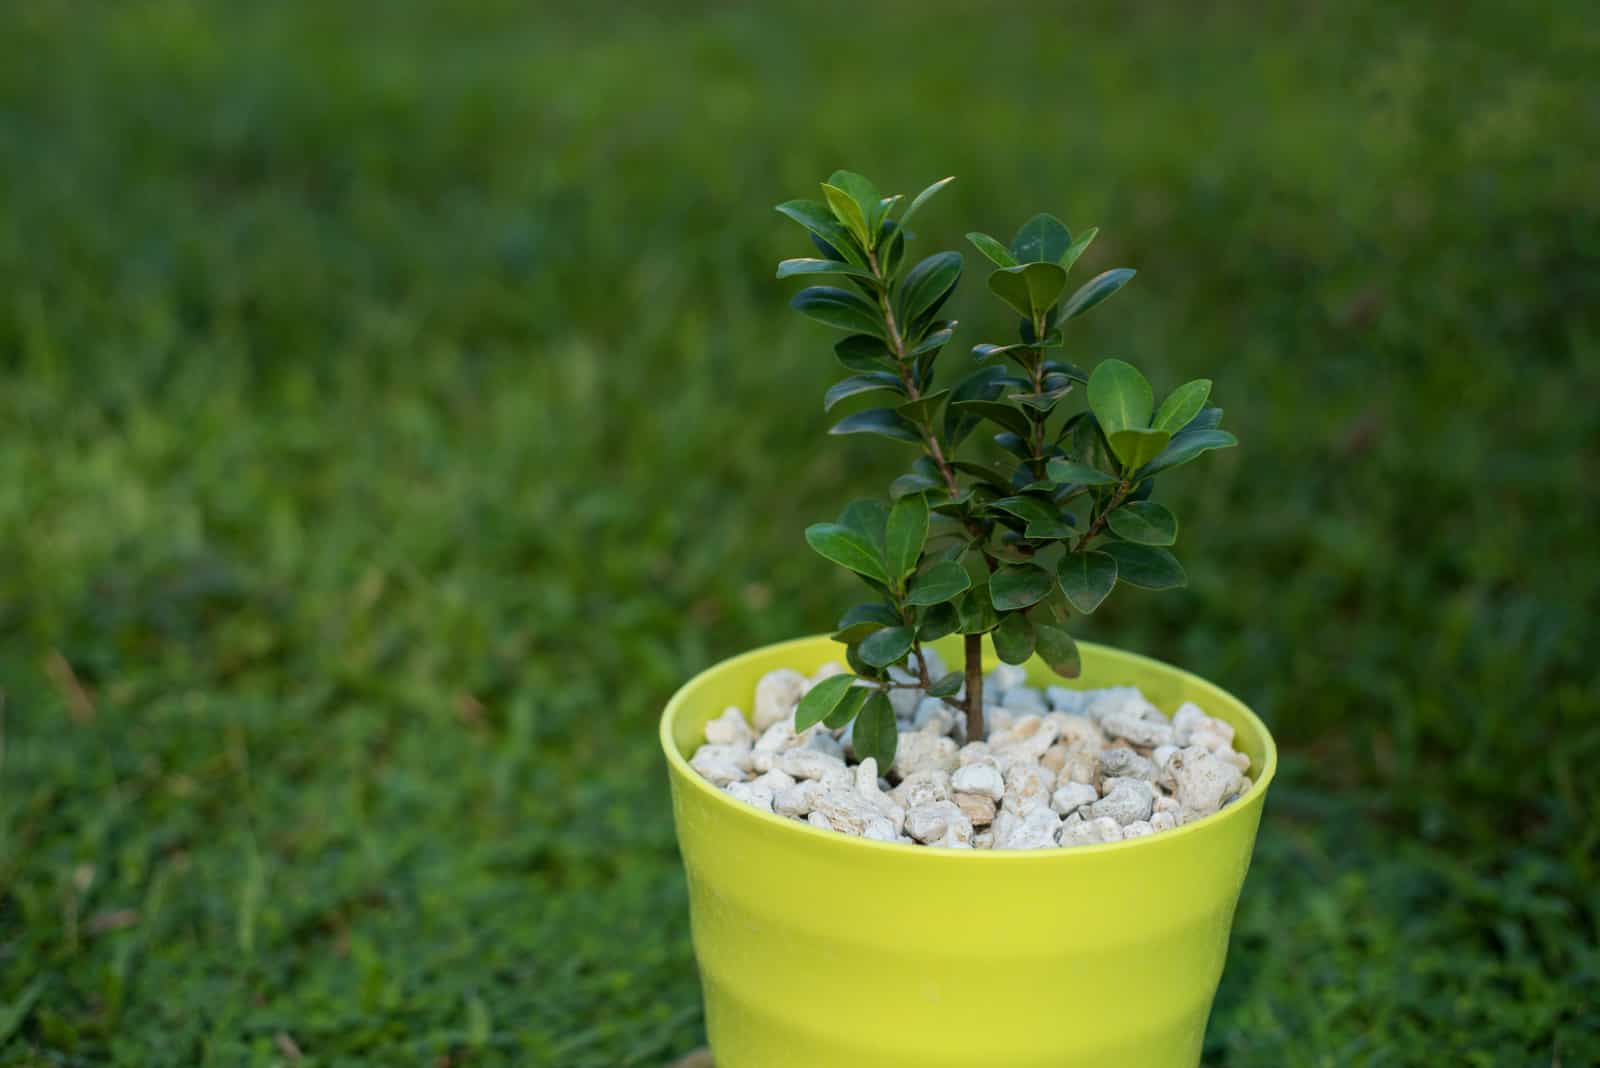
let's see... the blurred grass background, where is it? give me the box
[1,0,1597,1064]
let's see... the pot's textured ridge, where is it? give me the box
[662,635,1276,1068]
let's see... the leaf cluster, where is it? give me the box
[778,173,1238,765]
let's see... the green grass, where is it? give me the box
[1,1,1597,1064]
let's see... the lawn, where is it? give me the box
[1,1,1597,1065]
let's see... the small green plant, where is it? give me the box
[777,171,1237,766]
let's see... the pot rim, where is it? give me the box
[661,634,1277,861]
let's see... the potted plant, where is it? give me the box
[660,171,1274,1067]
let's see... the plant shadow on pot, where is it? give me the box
[662,634,1276,1068]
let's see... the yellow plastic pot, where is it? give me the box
[661,634,1276,1068]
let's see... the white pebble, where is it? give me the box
[1087,778,1155,826]
[992,805,1062,850]
[777,748,847,781]
[725,780,774,812]
[690,744,753,785]
[951,762,1005,801]
[1101,710,1176,749]
[1168,746,1244,818]
[688,664,1259,850]
[904,801,974,848]
[1099,747,1157,783]
[754,669,809,730]
[1050,781,1099,817]
[704,706,755,747]
[1046,685,1088,714]
[985,663,1028,696]
[1001,762,1056,815]
[1001,686,1048,716]
[891,729,959,778]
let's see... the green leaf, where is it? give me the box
[1063,412,1119,478]
[942,365,1010,446]
[1087,358,1154,436]
[927,671,963,697]
[1046,458,1119,486]
[833,334,893,372]
[776,200,862,263]
[827,170,882,232]
[1058,551,1118,613]
[777,258,876,282]
[990,564,1054,610]
[1060,268,1136,320]
[896,388,949,424]
[898,251,963,324]
[1139,427,1238,478]
[860,625,916,668]
[950,459,1014,489]
[900,175,955,228]
[885,492,929,583]
[990,496,1072,539]
[917,600,959,641]
[1152,379,1212,433]
[821,182,871,246]
[957,584,999,634]
[844,641,875,679]
[1102,543,1187,589]
[824,685,870,729]
[1034,623,1082,678]
[1106,501,1178,546]
[987,262,1068,320]
[889,471,940,498]
[1042,360,1089,384]
[795,673,858,731]
[832,602,902,643]
[992,611,1036,665]
[805,522,889,584]
[904,560,971,606]
[1012,386,1073,414]
[830,408,923,443]
[852,691,898,768]
[1107,426,1173,470]
[911,322,957,357]
[966,232,1017,267]
[824,372,904,411]
[791,286,885,337]
[1059,226,1098,272]
[972,343,1030,363]
[878,222,906,277]
[839,499,889,551]
[952,398,1033,438]
[1010,213,1072,264]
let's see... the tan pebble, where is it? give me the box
[1001,763,1056,815]
[954,791,997,827]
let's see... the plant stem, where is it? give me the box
[870,248,986,737]
[963,632,984,740]
[870,262,963,499]
[1072,478,1133,552]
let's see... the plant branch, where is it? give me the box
[1071,478,1133,552]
